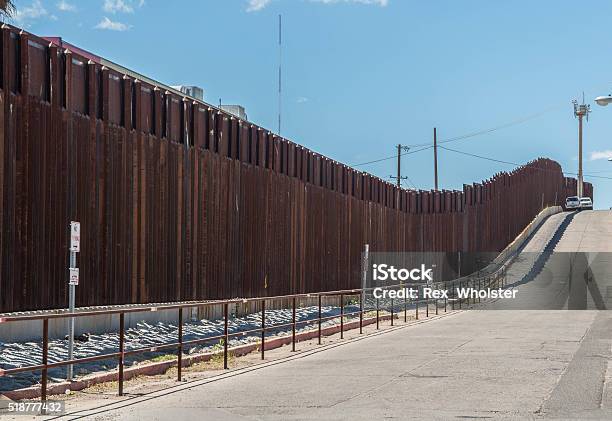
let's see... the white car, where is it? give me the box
[565,196,580,210]
[579,197,593,210]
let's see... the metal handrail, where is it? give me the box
[0,276,508,410]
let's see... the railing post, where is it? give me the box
[376,298,380,329]
[318,294,322,344]
[444,282,447,312]
[390,298,394,326]
[261,300,266,360]
[118,312,125,396]
[340,294,344,339]
[426,297,429,318]
[41,319,48,414]
[459,281,462,309]
[177,308,183,382]
[452,282,455,310]
[359,291,363,334]
[224,302,229,369]
[416,297,419,320]
[404,291,407,322]
[435,296,438,315]
[292,296,297,351]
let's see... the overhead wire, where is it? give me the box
[438,145,612,180]
[349,105,561,168]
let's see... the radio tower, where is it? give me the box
[573,95,590,197]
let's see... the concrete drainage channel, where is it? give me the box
[0,291,458,401]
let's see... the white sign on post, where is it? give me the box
[70,221,80,252]
[69,267,79,285]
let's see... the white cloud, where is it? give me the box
[311,0,388,5]
[13,0,48,25]
[246,0,387,11]
[590,150,612,161]
[57,0,76,12]
[246,0,272,12]
[102,0,144,14]
[95,16,131,31]
[297,97,309,103]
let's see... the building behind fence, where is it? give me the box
[0,25,591,312]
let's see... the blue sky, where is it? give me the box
[11,0,612,208]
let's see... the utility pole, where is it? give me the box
[573,98,590,197]
[433,127,439,191]
[389,144,410,187]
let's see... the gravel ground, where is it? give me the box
[0,303,377,391]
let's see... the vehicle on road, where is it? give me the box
[579,197,593,210]
[565,196,580,210]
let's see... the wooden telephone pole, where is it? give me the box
[433,127,439,191]
[390,144,410,187]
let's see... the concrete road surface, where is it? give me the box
[58,310,612,420]
[52,210,612,420]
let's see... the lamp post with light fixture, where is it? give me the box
[573,100,590,197]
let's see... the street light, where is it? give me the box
[595,95,612,106]
[595,98,612,163]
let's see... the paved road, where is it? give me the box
[54,210,612,420]
[65,311,606,420]
[491,210,612,310]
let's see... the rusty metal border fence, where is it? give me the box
[0,273,507,411]
[0,24,591,312]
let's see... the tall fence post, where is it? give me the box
[390,298,394,326]
[118,313,125,396]
[177,308,183,382]
[224,302,229,369]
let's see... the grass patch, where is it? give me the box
[150,354,177,363]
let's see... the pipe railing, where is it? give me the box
[0,274,508,411]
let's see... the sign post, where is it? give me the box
[67,221,80,381]
[361,244,369,310]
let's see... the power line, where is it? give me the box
[350,145,432,168]
[409,106,561,149]
[438,145,612,180]
[349,106,559,168]
[402,176,417,190]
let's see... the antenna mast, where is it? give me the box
[278,14,282,135]
[572,96,591,197]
